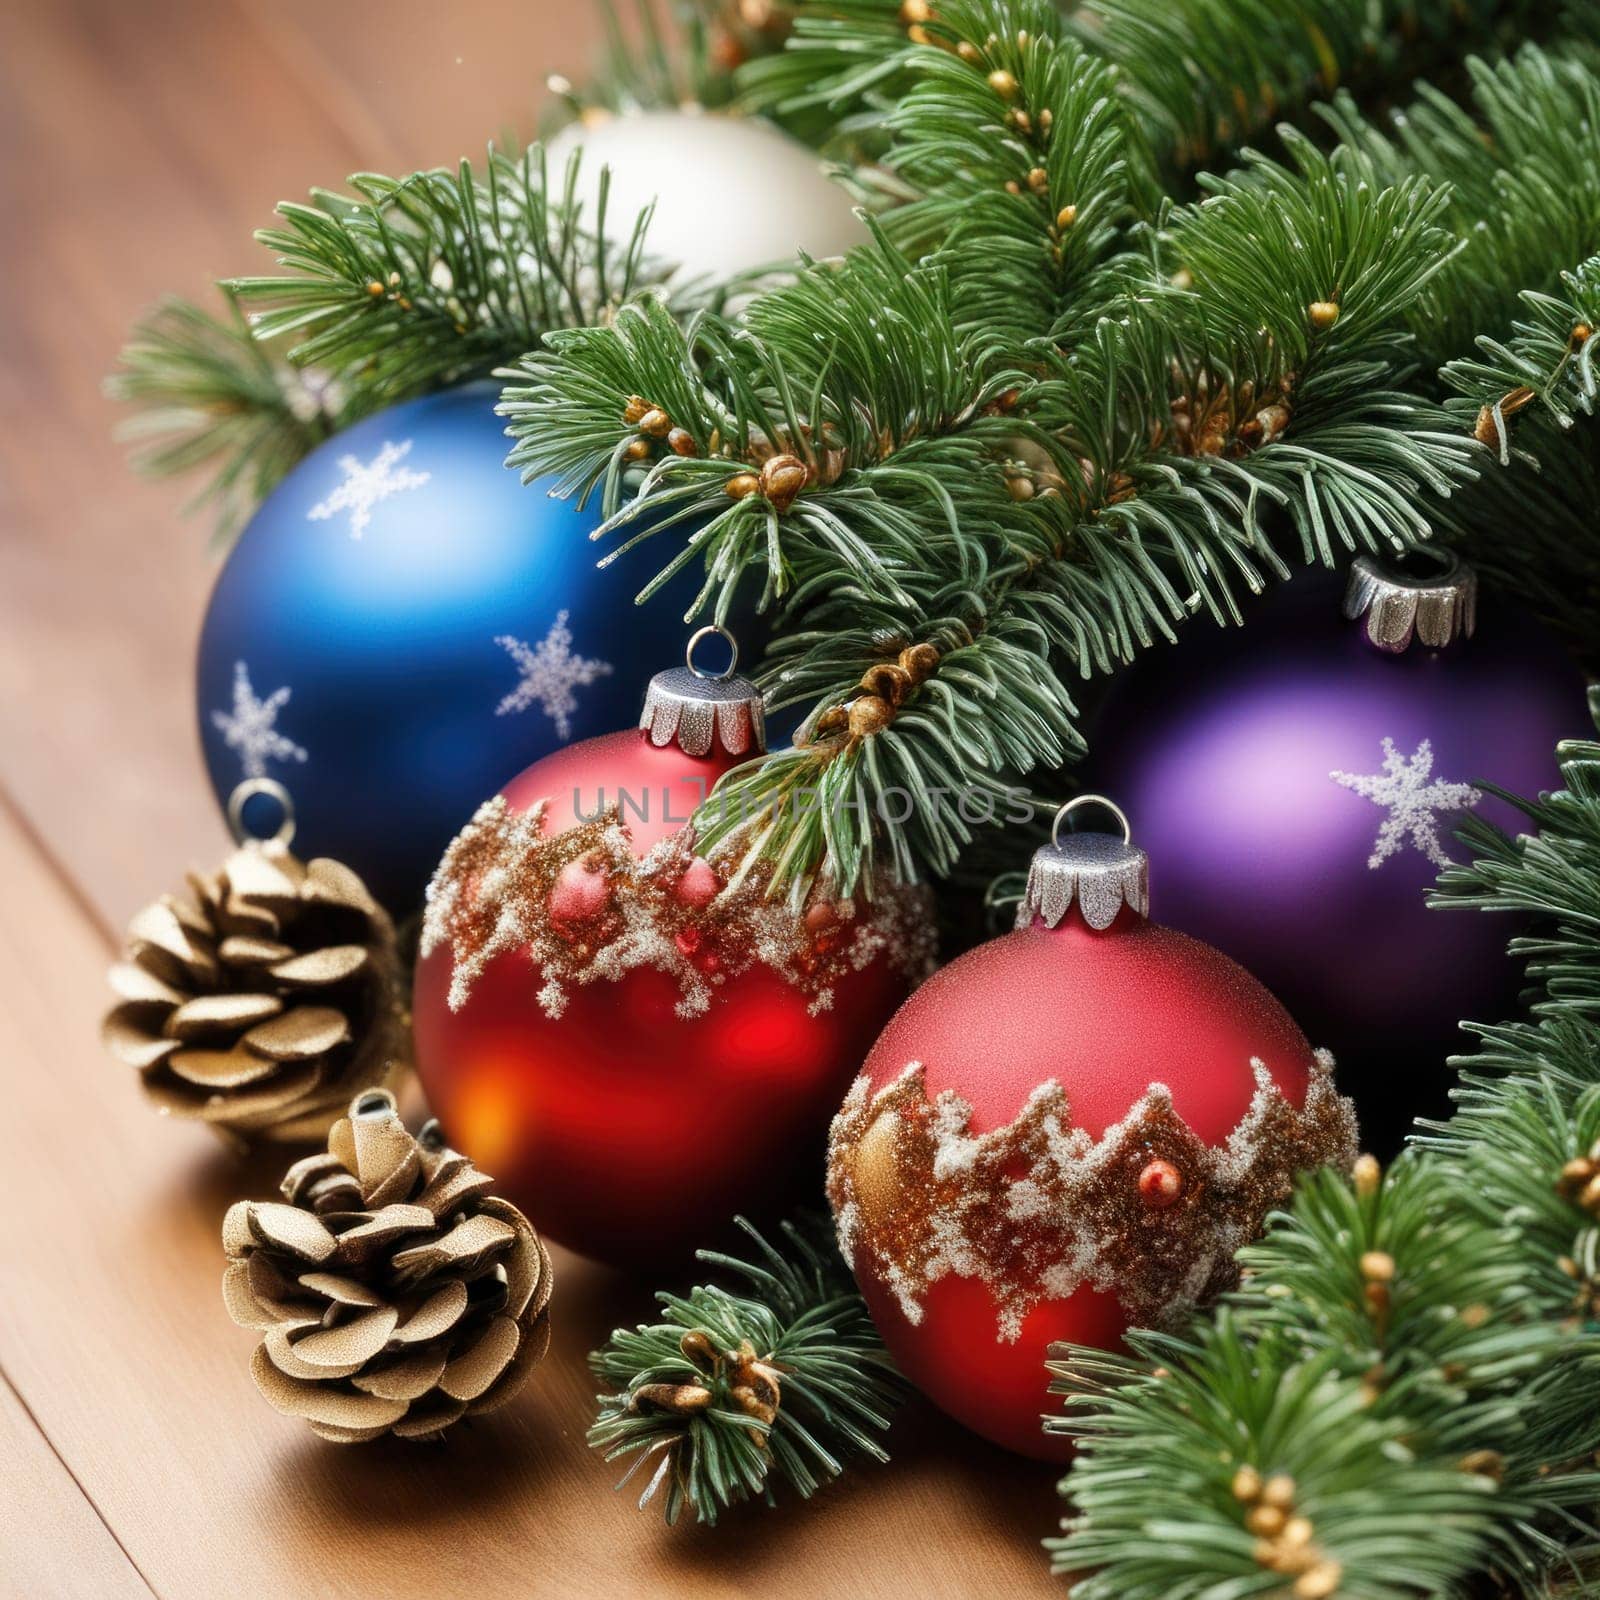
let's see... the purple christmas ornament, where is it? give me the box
[1083,550,1585,1150]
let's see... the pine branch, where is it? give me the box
[588,1216,906,1525]
[501,237,1031,627]
[1424,420,1600,667]
[738,0,1545,175]
[1319,47,1600,373]
[1441,258,1600,458]
[110,144,679,543]
[567,0,794,118]
[106,292,336,546]
[733,0,914,153]
[1049,710,1600,1598]
[1052,1151,1600,1595]
[230,145,672,410]
[1430,704,1600,1015]
[1051,1318,1512,1599]
[1068,0,1538,171]
[506,132,1484,894]
[860,1,1156,342]
[1362,54,1600,650]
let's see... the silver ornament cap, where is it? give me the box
[640,626,767,759]
[1017,797,1150,932]
[1343,549,1477,654]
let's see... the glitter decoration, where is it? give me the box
[211,660,309,780]
[305,438,430,537]
[1019,832,1148,931]
[1329,736,1481,870]
[827,1054,1356,1342]
[420,795,936,1021]
[493,613,614,740]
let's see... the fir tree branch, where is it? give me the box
[505,134,1484,894]
[1424,420,1600,666]
[1430,706,1600,1014]
[106,292,336,546]
[861,0,1155,342]
[738,0,1546,175]
[1318,47,1600,373]
[1440,258,1600,459]
[1051,1317,1514,1599]
[734,0,915,151]
[230,146,672,408]
[110,145,678,543]
[502,238,1033,625]
[1067,0,1538,171]
[567,0,794,118]
[588,1216,905,1525]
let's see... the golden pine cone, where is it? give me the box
[102,842,405,1144]
[222,1090,553,1443]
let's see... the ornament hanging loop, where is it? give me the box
[226,778,297,852]
[685,624,739,681]
[1051,794,1133,850]
[642,628,765,756]
[1025,795,1148,931]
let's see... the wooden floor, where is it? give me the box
[0,4,1062,1595]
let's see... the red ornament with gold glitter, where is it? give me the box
[826,799,1358,1458]
[413,629,932,1269]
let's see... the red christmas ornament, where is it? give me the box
[826,799,1358,1458]
[413,629,932,1268]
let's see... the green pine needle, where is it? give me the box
[109,142,676,544]
[588,1216,906,1526]
[106,292,335,547]
[229,145,671,413]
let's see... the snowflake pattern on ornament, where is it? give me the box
[493,613,613,739]
[306,439,430,538]
[1329,736,1481,870]
[828,1056,1357,1340]
[211,661,308,779]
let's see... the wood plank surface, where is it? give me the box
[0,1370,154,1600]
[0,3,1066,1596]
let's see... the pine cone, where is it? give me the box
[102,842,405,1144]
[222,1090,553,1442]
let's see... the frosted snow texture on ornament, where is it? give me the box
[1329,736,1481,869]
[211,661,308,780]
[493,613,614,739]
[305,439,430,538]
[420,795,936,1020]
[828,1054,1356,1342]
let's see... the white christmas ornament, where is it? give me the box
[544,110,867,282]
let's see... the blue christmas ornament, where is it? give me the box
[197,382,711,910]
